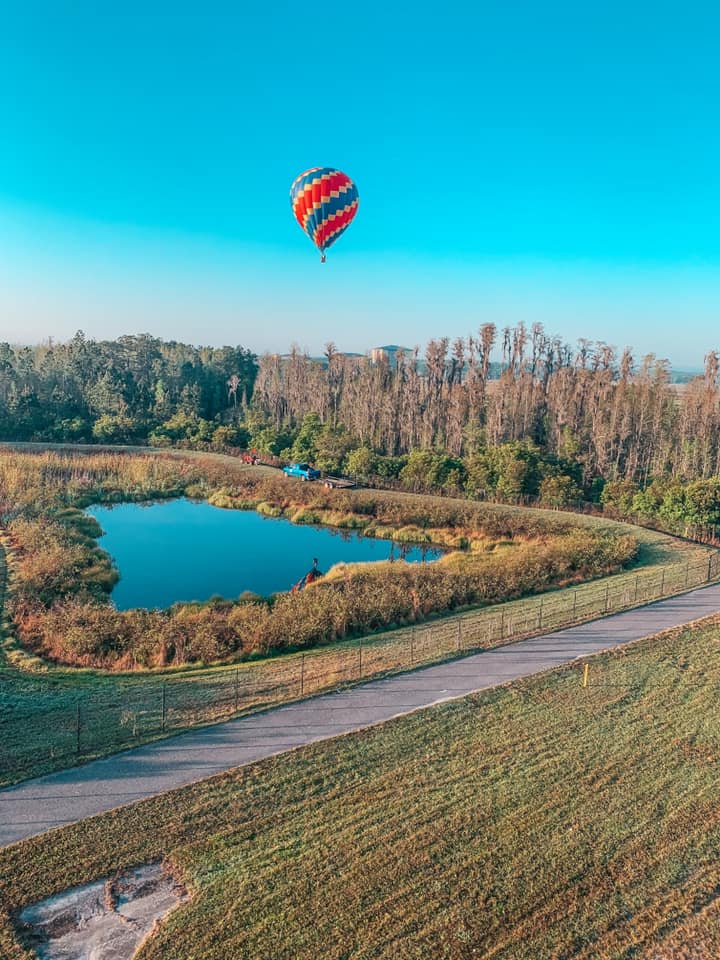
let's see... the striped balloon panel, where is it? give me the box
[290,167,359,254]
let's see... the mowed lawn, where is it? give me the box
[2,619,720,959]
[1,518,712,788]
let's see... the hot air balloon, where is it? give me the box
[290,167,359,262]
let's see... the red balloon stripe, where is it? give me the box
[314,198,359,250]
[292,171,354,231]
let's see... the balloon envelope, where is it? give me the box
[290,167,359,260]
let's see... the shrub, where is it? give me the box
[539,475,582,508]
[256,501,283,518]
[1,449,638,671]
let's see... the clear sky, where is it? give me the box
[1,0,719,365]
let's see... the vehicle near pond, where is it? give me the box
[282,462,321,481]
[322,475,356,489]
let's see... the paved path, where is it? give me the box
[3,582,720,848]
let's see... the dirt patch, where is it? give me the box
[17,863,187,959]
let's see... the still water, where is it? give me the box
[87,498,442,610]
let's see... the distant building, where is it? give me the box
[368,345,410,369]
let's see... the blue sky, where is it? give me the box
[1,0,719,364]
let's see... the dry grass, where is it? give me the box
[2,616,720,958]
[2,448,635,669]
[1,507,717,787]
[0,446,716,788]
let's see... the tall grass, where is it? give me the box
[0,450,638,670]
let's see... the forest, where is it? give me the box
[250,325,720,484]
[0,332,256,445]
[2,326,720,535]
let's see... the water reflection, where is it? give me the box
[87,498,443,610]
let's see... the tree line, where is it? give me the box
[3,325,720,526]
[249,323,720,500]
[0,331,256,445]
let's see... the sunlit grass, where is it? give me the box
[0,448,713,787]
[2,616,720,959]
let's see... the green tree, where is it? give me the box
[539,474,582,508]
[212,424,248,448]
[314,425,357,474]
[491,442,542,502]
[631,478,670,519]
[658,484,687,527]
[92,413,139,444]
[601,479,639,515]
[684,479,720,527]
[345,446,378,479]
[290,413,323,463]
[400,450,467,491]
[249,425,295,457]
[464,451,496,499]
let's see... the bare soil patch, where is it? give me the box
[17,863,187,960]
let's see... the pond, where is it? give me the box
[87,498,442,610]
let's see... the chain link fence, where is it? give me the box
[2,550,720,784]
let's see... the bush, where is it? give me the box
[1,449,638,671]
[257,501,283,518]
[601,479,639,515]
[539,475,582,508]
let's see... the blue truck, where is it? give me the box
[282,462,321,481]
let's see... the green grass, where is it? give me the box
[0,516,716,787]
[0,446,715,787]
[2,616,720,959]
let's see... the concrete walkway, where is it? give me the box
[3,582,720,848]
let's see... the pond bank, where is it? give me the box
[88,498,441,610]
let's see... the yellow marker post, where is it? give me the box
[582,663,589,688]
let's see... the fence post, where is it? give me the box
[538,598,543,630]
[161,682,166,732]
[358,641,363,679]
[300,655,305,696]
[709,555,713,581]
[635,576,639,602]
[456,619,461,652]
[660,569,665,596]
[235,667,240,711]
[573,591,577,619]
[410,628,415,663]
[500,609,505,639]
[76,701,81,755]
[605,583,609,613]
[685,563,690,588]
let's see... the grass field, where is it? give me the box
[1,499,717,786]
[2,615,720,959]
